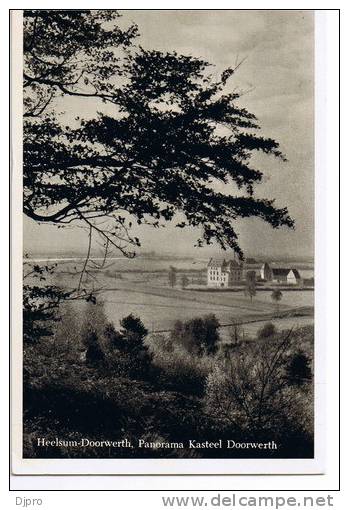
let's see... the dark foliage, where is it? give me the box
[23,313,314,459]
[271,289,283,302]
[257,322,277,339]
[23,10,294,350]
[23,284,60,343]
[285,351,312,386]
[21,11,311,461]
[23,10,294,261]
[120,314,148,345]
[104,315,152,378]
[170,314,220,355]
[82,328,105,366]
[206,329,314,451]
[23,261,99,344]
[104,322,124,350]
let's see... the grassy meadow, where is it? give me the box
[30,255,314,337]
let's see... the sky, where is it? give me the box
[23,10,314,259]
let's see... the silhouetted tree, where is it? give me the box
[285,351,312,386]
[23,10,294,340]
[23,10,293,260]
[120,313,149,353]
[104,322,124,350]
[102,315,152,378]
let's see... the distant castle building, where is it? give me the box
[260,263,301,285]
[207,258,243,288]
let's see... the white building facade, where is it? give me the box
[260,263,301,285]
[207,259,243,288]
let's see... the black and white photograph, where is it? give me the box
[14,9,318,472]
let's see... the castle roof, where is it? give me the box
[207,258,226,268]
[227,259,242,268]
[272,268,289,277]
[289,268,301,279]
[207,258,242,270]
[271,268,301,279]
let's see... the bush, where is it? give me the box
[149,338,213,395]
[23,340,211,458]
[103,316,153,379]
[82,327,105,366]
[146,333,174,354]
[23,301,314,459]
[146,330,215,395]
[120,314,149,352]
[285,351,312,385]
[205,329,313,449]
[170,314,220,355]
[257,322,277,339]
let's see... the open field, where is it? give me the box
[100,281,313,336]
[63,277,314,340]
[27,255,314,339]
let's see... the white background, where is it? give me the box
[2,0,343,506]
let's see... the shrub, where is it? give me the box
[103,316,153,379]
[146,333,174,354]
[160,352,209,395]
[285,351,312,385]
[104,322,124,350]
[257,322,277,339]
[146,331,214,395]
[120,314,149,353]
[170,314,220,356]
[150,342,213,395]
[205,328,313,446]
[82,327,105,366]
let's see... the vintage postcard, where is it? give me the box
[11,9,325,475]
